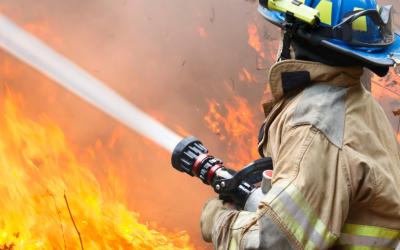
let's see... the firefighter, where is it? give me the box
[200,0,400,249]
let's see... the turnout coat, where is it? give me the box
[202,60,400,250]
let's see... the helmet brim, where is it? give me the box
[258,5,400,67]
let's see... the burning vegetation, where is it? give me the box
[0,89,194,249]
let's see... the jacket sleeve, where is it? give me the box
[211,125,350,250]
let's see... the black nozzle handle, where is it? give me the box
[212,157,273,193]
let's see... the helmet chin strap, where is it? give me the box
[280,30,292,60]
[279,11,298,61]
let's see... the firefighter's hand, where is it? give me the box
[200,197,238,243]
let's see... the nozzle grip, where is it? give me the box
[212,157,273,194]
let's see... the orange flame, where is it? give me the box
[247,23,264,58]
[108,127,123,149]
[204,97,260,170]
[0,89,194,249]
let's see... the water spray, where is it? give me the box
[0,15,182,152]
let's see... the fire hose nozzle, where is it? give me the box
[171,136,274,209]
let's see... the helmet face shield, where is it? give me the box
[334,5,395,47]
[380,5,395,44]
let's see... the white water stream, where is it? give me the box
[0,15,182,152]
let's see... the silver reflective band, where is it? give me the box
[278,190,331,250]
[266,182,337,249]
[341,233,400,248]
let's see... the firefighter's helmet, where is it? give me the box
[258,0,400,70]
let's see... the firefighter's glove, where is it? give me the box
[200,197,236,242]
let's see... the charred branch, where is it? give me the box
[211,7,215,23]
[64,191,84,250]
[372,81,400,98]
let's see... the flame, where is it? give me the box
[247,23,264,57]
[108,127,123,149]
[242,68,252,87]
[0,88,194,250]
[204,97,260,170]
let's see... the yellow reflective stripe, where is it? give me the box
[332,236,345,246]
[342,233,399,249]
[315,0,333,25]
[268,182,337,249]
[285,184,337,245]
[341,224,400,240]
[353,7,368,31]
[271,198,318,249]
[339,224,400,249]
[229,211,256,250]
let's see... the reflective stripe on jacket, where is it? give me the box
[210,60,400,250]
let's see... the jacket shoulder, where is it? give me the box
[293,84,346,149]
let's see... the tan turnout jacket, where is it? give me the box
[208,60,400,250]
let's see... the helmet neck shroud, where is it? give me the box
[290,34,390,77]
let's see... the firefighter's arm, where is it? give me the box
[200,197,238,243]
[203,125,350,249]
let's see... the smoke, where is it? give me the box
[0,0,399,249]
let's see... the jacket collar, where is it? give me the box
[268,60,364,101]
